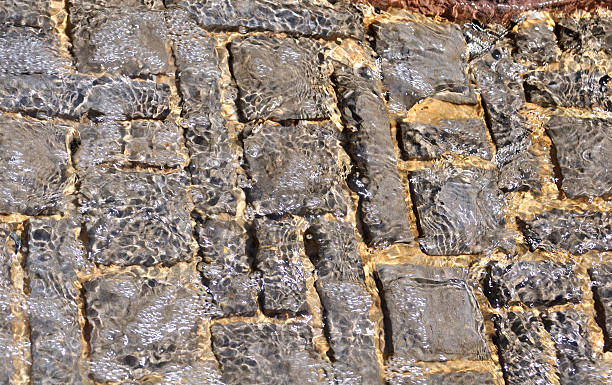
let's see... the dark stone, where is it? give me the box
[211,321,331,385]
[332,63,413,247]
[462,22,510,60]
[519,209,612,255]
[371,19,475,111]
[243,121,346,217]
[387,371,495,385]
[230,36,333,121]
[165,0,363,39]
[194,218,259,317]
[545,116,612,198]
[254,217,309,317]
[84,267,220,383]
[70,0,165,10]
[69,7,170,77]
[0,26,70,75]
[494,312,554,385]
[398,118,492,161]
[525,69,612,111]
[0,115,69,215]
[496,150,541,193]
[486,261,582,308]
[0,0,54,30]
[590,264,612,351]
[513,21,557,64]
[555,16,612,54]
[409,167,509,256]
[27,218,92,385]
[377,264,490,364]
[0,225,16,384]
[79,168,194,266]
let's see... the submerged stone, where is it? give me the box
[377,264,490,364]
[0,26,70,75]
[545,116,612,198]
[333,63,413,247]
[513,20,557,65]
[0,0,54,30]
[387,371,495,385]
[590,264,612,351]
[79,168,193,266]
[0,115,69,215]
[243,121,346,217]
[555,16,612,54]
[399,118,492,161]
[230,36,333,121]
[519,209,612,255]
[371,19,475,111]
[409,167,509,256]
[0,225,16,385]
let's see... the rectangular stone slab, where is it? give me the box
[513,21,557,65]
[555,16,612,54]
[0,26,70,75]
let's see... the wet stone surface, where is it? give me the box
[545,115,612,199]
[243,121,346,217]
[387,371,495,385]
[0,26,70,75]
[0,0,54,30]
[590,264,612,351]
[398,118,492,161]
[377,264,490,364]
[0,225,15,385]
[409,167,509,256]
[513,20,557,65]
[0,114,70,215]
[79,168,194,266]
[230,36,333,121]
[555,16,612,54]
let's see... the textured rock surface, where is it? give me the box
[0,26,70,75]
[409,167,509,255]
[371,19,475,111]
[0,115,69,215]
[513,21,557,65]
[519,209,612,255]
[333,62,413,247]
[195,218,259,317]
[387,371,495,385]
[243,121,346,217]
[590,264,612,351]
[79,168,193,266]
[494,311,554,385]
[0,0,54,30]
[555,16,612,54]
[84,267,219,383]
[378,264,489,364]
[0,225,16,385]
[399,118,492,161]
[545,116,612,198]
[230,36,333,121]
[27,218,91,385]
[486,261,582,308]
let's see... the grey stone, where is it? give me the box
[0,225,16,385]
[230,36,333,121]
[211,321,331,385]
[70,0,165,10]
[513,21,557,64]
[84,267,220,383]
[243,121,346,217]
[494,312,554,385]
[166,0,362,39]
[0,0,54,30]
[496,150,541,193]
[254,217,309,316]
[409,167,509,256]
[0,26,70,75]
[555,16,612,54]
[377,264,490,364]
[332,63,413,247]
[371,19,475,111]
[387,371,495,385]
[545,116,612,199]
[486,261,582,308]
[519,209,612,255]
[79,168,193,266]
[590,264,612,351]
[27,217,92,385]
[0,115,69,215]
[194,218,259,317]
[399,118,492,161]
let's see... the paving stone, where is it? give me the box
[519,209,612,255]
[525,69,612,111]
[371,19,475,111]
[0,115,70,215]
[0,225,16,385]
[211,321,331,385]
[243,121,346,217]
[542,310,605,385]
[555,16,612,54]
[409,167,509,256]
[398,118,492,161]
[545,116,612,198]
[70,7,170,76]
[27,217,92,385]
[84,266,220,383]
[166,0,363,39]
[0,26,70,75]
[333,63,413,247]
[79,168,193,266]
[377,264,490,364]
[230,36,333,121]
[590,264,612,351]
[486,261,582,308]
[194,218,259,317]
[387,371,495,385]
[513,20,557,64]
[494,311,554,385]
[0,0,54,30]
[254,217,309,317]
